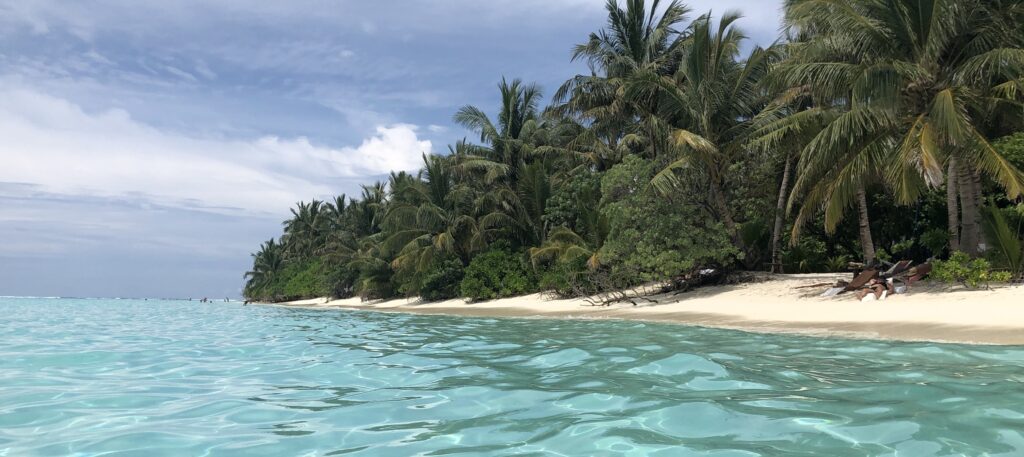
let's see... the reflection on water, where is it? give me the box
[1,297,1023,456]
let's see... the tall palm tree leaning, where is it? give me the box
[777,0,1024,262]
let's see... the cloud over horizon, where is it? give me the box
[0,86,431,215]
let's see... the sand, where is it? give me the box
[277,273,1024,345]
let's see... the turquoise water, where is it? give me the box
[2,299,1023,456]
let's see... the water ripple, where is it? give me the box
[2,298,1023,456]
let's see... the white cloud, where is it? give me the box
[193,60,217,80]
[0,86,430,215]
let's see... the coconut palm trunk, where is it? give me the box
[946,156,960,253]
[855,185,876,265]
[958,166,980,256]
[771,153,793,273]
[972,169,986,253]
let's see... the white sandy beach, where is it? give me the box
[279,274,1024,345]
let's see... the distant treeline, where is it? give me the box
[245,0,1024,303]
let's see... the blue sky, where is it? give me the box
[0,0,784,298]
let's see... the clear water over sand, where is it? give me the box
[2,297,1023,456]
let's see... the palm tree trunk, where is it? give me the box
[856,185,876,265]
[946,156,960,253]
[646,120,658,160]
[972,169,986,253]
[958,165,980,257]
[771,153,793,273]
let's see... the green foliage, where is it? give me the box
[538,256,592,298]
[782,238,828,273]
[460,246,538,301]
[738,218,772,268]
[994,133,1024,172]
[246,258,330,302]
[529,226,595,269]
[243,238,285,301]
[919,229,949,258]
[543,170,602,233]
[420,259,465,302]
[824,255,850,273]
[352,257,397,300]
[982,203,1024,275]
[281,258,329,299]
[933,252,1013,289]
[598,156,738,283]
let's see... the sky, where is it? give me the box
[0,0,784,299]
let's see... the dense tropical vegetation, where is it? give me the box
[245,0,1024,302]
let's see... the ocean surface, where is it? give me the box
[2,298,1023,456]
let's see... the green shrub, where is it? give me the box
[933,251,1013,289]
[538,256,592,298]
[598,156,738,284]
[919,228,949,258]
[421,259,465,301]
[460,248,537,301]
[280,258,329,300]
[995,132,1024,172]
[874,248,892,264]
[543,169,601,233]
[825,255,850,273]
[782,238,828,273]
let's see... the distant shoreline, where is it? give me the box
[267,273,1024,346]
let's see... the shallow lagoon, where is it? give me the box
[2,298,1023,456]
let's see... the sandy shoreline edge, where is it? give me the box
[269,273,1024,346]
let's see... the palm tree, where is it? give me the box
[281,200,328,259]
[383,154,484,274]
[346,233,395,300]
[347,183,387,238]
[627,12,781,259]
[553,0,691,161]
[778,0,1024,258]
[454,77,544,184]
[243,238,284,299]
[475,160,552,248]
[454,78,554,247]
[324,195,347,230]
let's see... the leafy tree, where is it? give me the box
[598,156,738,282]
[460,245,538,301]
[420,258,465,302]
